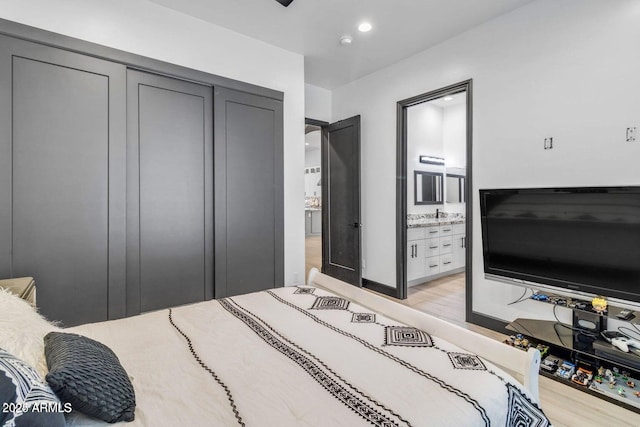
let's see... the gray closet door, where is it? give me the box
[214,87,284,297]
[127,70,213,314]
[0,36,126,326]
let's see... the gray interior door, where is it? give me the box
[214,87,284,297]
[0,36,127,326]
[126,70,213,314]
[321,116,362,286]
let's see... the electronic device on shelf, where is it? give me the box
[593,340,640,370]
[480,186,640,304]
[618,309,636,321]
[611,337,640,354]
[602,330,628,343]
[573,309,606,333]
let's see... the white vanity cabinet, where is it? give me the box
[407,222,465,285]
[407,228,426,281]
[451,223,466,270]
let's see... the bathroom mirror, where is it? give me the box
[414,171,443,205]
[446,174,465,203]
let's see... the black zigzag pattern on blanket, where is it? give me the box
[168,309,245,426]
[218,298,404,427]
[266,290,491,427]
[224,298,412,427]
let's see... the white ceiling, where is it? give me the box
[148,0,535,89]
[428,92,466,108]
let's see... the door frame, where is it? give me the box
[396,80,473,305]
[304,118,329,280]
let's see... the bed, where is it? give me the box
[1,269,550,426]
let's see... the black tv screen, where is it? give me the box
[480,187,640,303]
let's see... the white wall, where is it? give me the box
[407,102,467,215]
[305,83,332,123]
[332,0,640,315]
[407,103,444,215]
[443,103,466,169]
[0,0,306,285]
[305,149,321,168]
[442,103,467,215]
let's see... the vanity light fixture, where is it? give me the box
[419,155,445,165]
[358,22,372,32]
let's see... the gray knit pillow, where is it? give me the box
[44,332,135,423]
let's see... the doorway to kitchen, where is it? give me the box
[304,116,362,287]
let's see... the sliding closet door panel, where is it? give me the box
[0,40,11,279]
[0,36,127,326]
[214,87,284,297]
[127,70,213,314]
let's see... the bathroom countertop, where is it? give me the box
[407,219,465,228]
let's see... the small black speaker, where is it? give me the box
[573,310,606,333]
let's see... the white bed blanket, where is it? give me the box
[66,286,550,426]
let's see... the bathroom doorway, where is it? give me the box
[396,81,472,319]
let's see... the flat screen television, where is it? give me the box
[480,186,640,303]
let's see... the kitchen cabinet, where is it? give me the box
[305,166,321,197]
[305,210,322,235]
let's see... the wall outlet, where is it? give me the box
[626,127,637,142]
[293,272,300,284]
[543,137,553,150]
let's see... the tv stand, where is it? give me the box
[506,296,640,413]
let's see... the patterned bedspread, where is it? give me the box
[68,285,551,426]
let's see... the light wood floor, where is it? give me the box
[305,235,322,281]
[403,274,640,427]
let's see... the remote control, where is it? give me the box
[617,309,635,320]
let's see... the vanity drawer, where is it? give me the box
[440,236,453,254]
[425,256,440,275]
[425,238,439,257]
[440,224,454,236]
[440,254,453,270]
[407,227,425,241]
[425,226,440,238]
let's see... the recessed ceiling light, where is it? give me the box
[305,142,309,146]
[443,96,453,101]
[358,22,372,32]
[339,35,353,45]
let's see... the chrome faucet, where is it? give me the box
[436,208,440,219]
